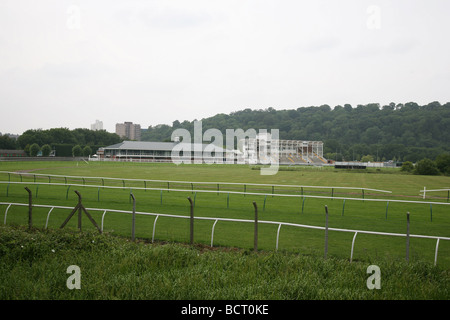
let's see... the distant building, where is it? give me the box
[95,137,326,165]
[115,122,141,141]
[96,140,229,163]
[0,149,26,158]
[91,120,103,131]
[0,133,19,139]
[239,133,326,165]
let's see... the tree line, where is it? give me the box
[142,101,450,163]
[0,128,121,157]
[1,101,449,167]
[401,154,450,176]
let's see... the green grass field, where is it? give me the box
[1,161,450,268]
[2,224,449,300]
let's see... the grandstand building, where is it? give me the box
[239,133,326,165]
[96,140,231,163]
[96,135,326,165]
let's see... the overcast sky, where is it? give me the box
[1,0,449,135]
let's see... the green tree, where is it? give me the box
[414,158,440,175]
[0,135,18,149]
[400,161,414,173]
[29,143,41,157]
[436,153,450,175]
[82,146,92,157]
[24,144,31,156]
[72,145,82,157]
[41,144,52,157]
[361,155,374,162]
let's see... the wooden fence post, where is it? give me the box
[24,187,32,229]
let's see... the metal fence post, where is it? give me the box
[60,190,101,233]
[324,205,329,259]
[253,201,258,252]
[188,197,194,244]
[131,193,136,241]
[276,223,282,251]
[385,201,389,220]
[301,197,305,214]
[24,187,32,229]
[406,212,410,262]
[434,238,440,266]
[350,232,358,263]
[211,219,218,247]
[77,191,82,230]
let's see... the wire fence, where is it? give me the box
[2,171,449,265]
[1,181,449,218]
[2,191,450,266]
[0,170,394,199]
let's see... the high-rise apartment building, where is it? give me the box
[91,120,103,131]
[115,122,141,141]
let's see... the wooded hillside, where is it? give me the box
[142,101,450,162]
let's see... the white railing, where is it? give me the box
[2,201,449,266]
[0,171,392,197]
[2,181,450,210]
[420,187,450,201]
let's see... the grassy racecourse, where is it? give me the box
[0,160,449,300]
[1,161,450,266]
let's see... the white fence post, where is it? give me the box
[211,219,219,247]
[152,215,159,243]
[276,223,282,251]
[350,232,358,263]
[101,210,108,232]
[434,238,440,266]
[45,207,55,229]
[3,203,12,225]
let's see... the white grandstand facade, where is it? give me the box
[95,134,326,165]
[238,133,326,165]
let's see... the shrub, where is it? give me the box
[414,158,440,175]
[82,146,92,157]
[72,145,82,157]
[361,155,374,162]
[436,153,450,175]
[41,144,52,157]
[401,161,414,173]
[29,143,40,157]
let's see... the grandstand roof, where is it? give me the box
[103,141,229,152]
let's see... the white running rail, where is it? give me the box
[1,201,449,266]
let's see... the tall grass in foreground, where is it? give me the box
[0,225,448,300]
